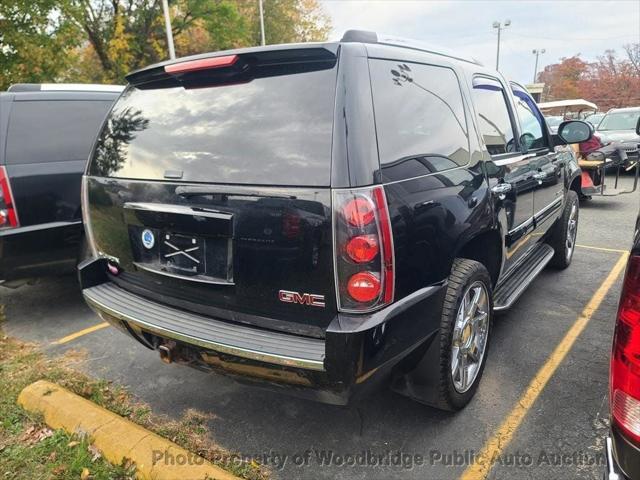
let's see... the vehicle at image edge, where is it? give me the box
[0,84,122,286]
[79,30,593,411]
[597,107,640,144]
[604,118,640,480]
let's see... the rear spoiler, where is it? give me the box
[126,44,338,88]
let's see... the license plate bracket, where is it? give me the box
[159,232,206,276]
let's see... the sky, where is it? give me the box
[320,0,640,84]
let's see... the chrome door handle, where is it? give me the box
[491,183,512,195]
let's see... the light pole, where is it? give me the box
[161,0,176,60]
[259,0,266,46]
[532,48,546,83]
[492,19,510,71]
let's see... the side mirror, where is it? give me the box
[636,116,640,136]
[558,120,592,144]
[484,160,502,177]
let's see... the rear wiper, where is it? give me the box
[175,185,297,199]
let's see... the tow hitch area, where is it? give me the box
[158,342,176,364]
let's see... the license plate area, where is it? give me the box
[159,233,205,276]
[124,203,233,285]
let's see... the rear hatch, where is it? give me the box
[85,46,339,338]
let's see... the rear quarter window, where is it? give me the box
[369,59,470,182]
[6,100,113,164]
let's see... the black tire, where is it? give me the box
[433,258,493,411]
[548,190,579,269]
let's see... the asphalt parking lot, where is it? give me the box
[2,176,638,480]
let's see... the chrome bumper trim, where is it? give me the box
[83,283,325,371]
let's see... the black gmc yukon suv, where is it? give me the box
[0,84,121,285]
[79,31,592,410]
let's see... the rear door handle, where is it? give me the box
[491,183,512,195]
[491,183,512,200]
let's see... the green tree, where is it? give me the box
[240,0,331,45]
[0,0,81,90]
[3,0,331,86]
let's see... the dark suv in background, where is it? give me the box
[0,83,121,285]
[79,31,592,410]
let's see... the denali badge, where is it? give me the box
[278,290,325,308]
[141,229,155,249]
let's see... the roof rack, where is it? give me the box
[340,29,481,66]
[7,83,124,93]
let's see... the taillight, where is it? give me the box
[343,197,376,227]
[333,186,394,312]
[346,235,379,263]
[0,166,19,229]
[611,254,640,444]
[347,271,381,302]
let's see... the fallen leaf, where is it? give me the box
[47,451,57,462]
[21,426,53,445]
[67,441,80,448]
[88,445,101,462]
[52,466,66,475]
[80,467,90,479]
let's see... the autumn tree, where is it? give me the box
[0,0,81,90]
[59,0,330,84]
[537,56,589,101]
[538,45,640,110]
[580,49,640,109]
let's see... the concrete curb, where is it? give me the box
[18,380,241,480]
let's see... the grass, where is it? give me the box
[0,308,268,480]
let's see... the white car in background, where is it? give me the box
[597,107,640,144]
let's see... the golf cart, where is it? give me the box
[573,119,640,198]
[538,99,599,120]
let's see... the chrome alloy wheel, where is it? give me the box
[451,281,490,394]
[566,203,578,262]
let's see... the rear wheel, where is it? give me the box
[433,259,493,411]
[548,190,579,269]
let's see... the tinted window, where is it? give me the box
[472,82,516,155]
[6,100,113,164]
[369,60,469,180]
[511,85,547,150]
[89,67,337,186]
[598,111,640,131]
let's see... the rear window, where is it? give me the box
[6,100,113,164]
[89,67,337,186]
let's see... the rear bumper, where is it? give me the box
[79,257,446,405]
[0,221,82,281]
[606,424,640,480]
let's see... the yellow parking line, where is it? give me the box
[52,322,109,345]
[576,244,629,254]
[460,251,629,480]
